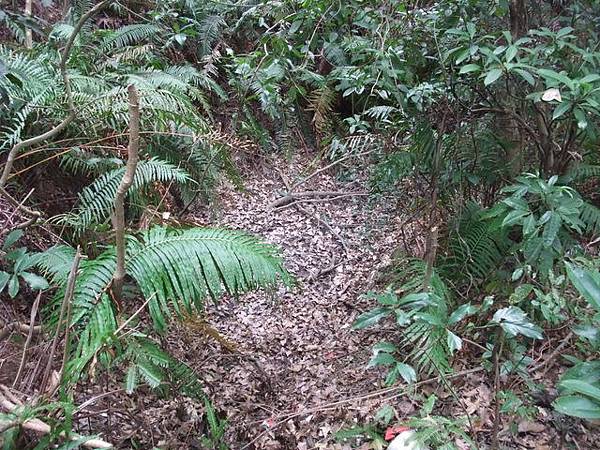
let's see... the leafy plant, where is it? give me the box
[0,230,48,298]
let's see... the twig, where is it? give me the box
[111,85,140,303]
[290,149,375,192]
[271,190,367,209]
[532,332,573,375]
[0,390,113,448]
[40,248,82,395]
[294,202,348,253]
[0,186,42,220]
[0,321,41,341]
[13,291,42,388]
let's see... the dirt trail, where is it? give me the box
[167,153,406,448]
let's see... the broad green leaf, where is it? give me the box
[2,230,23,250]
[484,68,503,86]
[353,307,391,329]
[538,68,572,87]
[8,275,19,298]
[559,380,600,402]
[492,307,543,339]
[580,74,600,84]
[0,271,9,293]
[553,101,572,120]
[542,212,561,248]
[505,45,517,62]
[574,108,588,129]
[447,330,462,353]
[565,262,600,311]
[554,395,600,419]
[502,209,529,227]
[396,362,417,383]
[459,64,481,74]
[514,68,534,85]
[556,27,574,38]
[373,342,397,353]
[448,303,476,325]
[368,352,396,368]
[20,272,49,291]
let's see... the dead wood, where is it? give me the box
[0,387,113,448]
[270,190,367,208]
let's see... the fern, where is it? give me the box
[383,257,455,377]
[101,24,162,53]
[307,85,337,139]
[580,201,600,235]
[38,225,289,382]
[198,15,227,56]
[127,227,289,330]
[441,202,510,284]
[60,158,191,232]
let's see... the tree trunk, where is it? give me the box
[24,0,33,48]
[509,0,529,39]
[111,85,140,303]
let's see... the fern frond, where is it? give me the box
[307,85,336,138]
[580,201,600,235]
[101,24,162,53]
[197,15,227,56]
[62,158,191,231]
[442,202,510,284]
[127,226,289,330]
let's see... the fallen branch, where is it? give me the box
[0,389,113,448]
[294,202,348,253]
[13,291,42,388]
[0,321,42,341]
[271,190,367,209]
[290,149,375,192]
[306,257,341,282]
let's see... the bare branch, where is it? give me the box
[111,85,140,303]
[40,247,82,395]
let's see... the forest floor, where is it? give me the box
[1,152,596,449]
[109,152,574,449]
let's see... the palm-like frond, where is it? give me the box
[385,257,454,376]
[197,15,227,56]
[61,158,191,231]
[101,24,162,53]
[580,201,600,235]
[441,202,510,284]
[127,227,289,330]
[307,85,337,138]
[38,225,288,381]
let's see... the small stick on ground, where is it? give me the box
[13,291,42,388]
[0,388,113,448]
[40,248,82,395]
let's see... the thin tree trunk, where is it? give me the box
[24,0,33,48]
[509,0,529,40]
[111,85,140,303]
